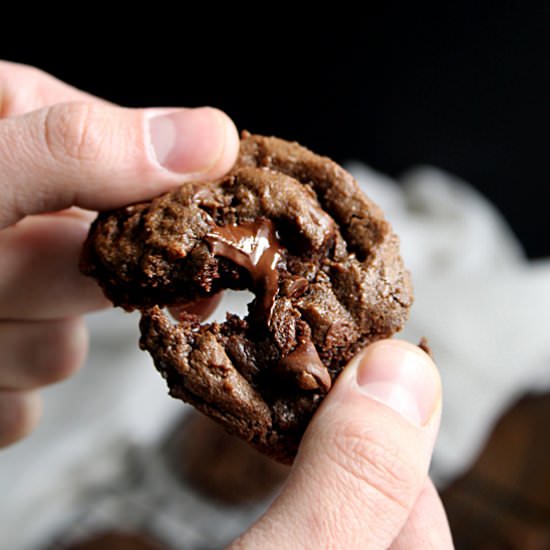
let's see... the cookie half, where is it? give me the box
[81,133,413,463]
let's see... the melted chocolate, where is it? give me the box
[277,339,332,392]
[206,219,283,320]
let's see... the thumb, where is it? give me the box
[0,102,239,227]
[231,340,442,550]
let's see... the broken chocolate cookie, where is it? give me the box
[81,132,413,463]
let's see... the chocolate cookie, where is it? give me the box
[81,133,412,463]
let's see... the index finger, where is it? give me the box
[0,60,107,118]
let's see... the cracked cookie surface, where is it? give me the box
[81,133,413,463]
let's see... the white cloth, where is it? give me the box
[1,165,549,548]
[350,163,550,484]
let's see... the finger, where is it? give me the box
[0,389,41,448]
[0,214,108,319]
[0,60,103,118]
[390,478,454,550]
[0,101,240,227]
[0,318,88,390]
[230,340,443,550]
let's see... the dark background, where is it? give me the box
[3,6,549,257]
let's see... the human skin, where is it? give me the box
[0,61,453,549]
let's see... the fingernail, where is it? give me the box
[356,341,440,426]
[147,107,226,174]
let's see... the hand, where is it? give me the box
[0,60,239,447]
[231,340,453,549]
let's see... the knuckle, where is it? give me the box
[43,102,106,164]
[0,63,51,118]
[15,63,49,83]
[0,60,38,84]
[0,60,42,77]
[325,420,417,512]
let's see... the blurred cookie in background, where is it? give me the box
[442,392,550,548]
[166,412,290,505]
